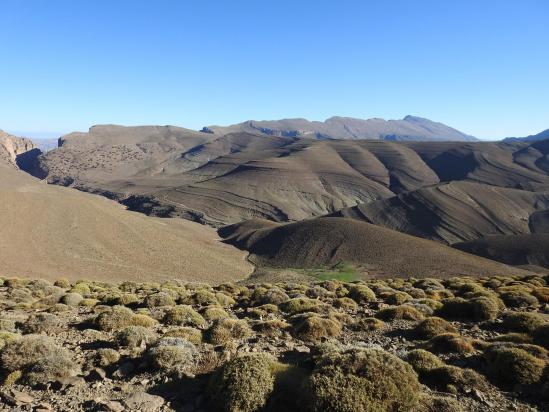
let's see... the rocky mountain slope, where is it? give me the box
[332,181,549,244]
[0,130,37,168]
[30,129,549,230]
[204,115,478,141]
[453,234,549,269]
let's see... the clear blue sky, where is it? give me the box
[1,0,548,140]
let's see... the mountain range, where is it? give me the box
[3,116,549,279]
[504,128,549,142]
[203,115,478,142]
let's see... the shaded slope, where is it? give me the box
[454,234,549,268]
[0,164,252,283]
[504,128,549,142]
[332,181,549,244]
[205,115,477,141]
[220,217,526,278]
[0,130,37,168]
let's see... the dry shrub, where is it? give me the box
[60,292,83,306]
[305,347,420,412]
[414,317,457,340]
[116,326,157,349]
[532,287,549,304]
[484,345,546,386]
[0,335,77,385]
[208,353,277,412]
[357,317,385,331]
[292,316,341,342]
[376,305,424,321]
[436,297,499,321]
[253,319,291,337]
[503,312,546,333]
[144,291,176,307]
[201,305,230,322]
[347,285,376,304]
[163,305,207,327]
[490,333,533,344]
[279,298,322,315]
[95,348,120,367]
[332,297,358,311]
[147,337,198,375]
[21,313,62,334]
[95,305,156,331]
[499,291,538,308]
[206,318,251,345]
[25,354,79,386]
[163,327,202,344]
[422,333,474,354]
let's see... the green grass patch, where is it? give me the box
[307,262,362,282]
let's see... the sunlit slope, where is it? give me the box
[0,164,252,282]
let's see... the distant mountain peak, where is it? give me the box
[504,128,549,142]
[205,115,477,142]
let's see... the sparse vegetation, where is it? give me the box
[0,274,546,411]
[306,347,420,411]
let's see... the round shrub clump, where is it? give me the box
[357,317,385,331]
[94,305,156,331]
[427,365,487,394]
[499,291,538,308]
[414,317,457,340]
[306,347,420,412]
[206,318,251,345]
[202,306,230,322]
[436,297,499,321]
[25,354,79,386]
[144,291,176,307]
[60,292,83,306]
[0,334,77,385]
[208,353,277,412]
[279,298,322,315]
[292,316,341,342]
[333,297,358,311]
[376,305,424,321]
[503,312,546,333]
[418,394,464,412]
[116,325,157,349]
[347,285,376,304]
[95,348,121,367]
[21,313,62,334]
[163,305,207,327]
[422,333,474,354]
[147,337,198,375]
[484,345,546,386]
[406,349,445,376]
[163,327,203,344]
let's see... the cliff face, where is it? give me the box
[0,130,37,168]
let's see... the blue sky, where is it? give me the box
[1,0,547,140]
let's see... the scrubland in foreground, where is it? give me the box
[0,274,548,412]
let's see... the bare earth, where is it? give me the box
[0,165,252,283]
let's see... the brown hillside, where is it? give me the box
[0,164,252,283]
[453,234,549,268]
[220,217,527,278]
[31,128,549,228]
[332,181,549,244]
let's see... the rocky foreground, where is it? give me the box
[0,274,548,412]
